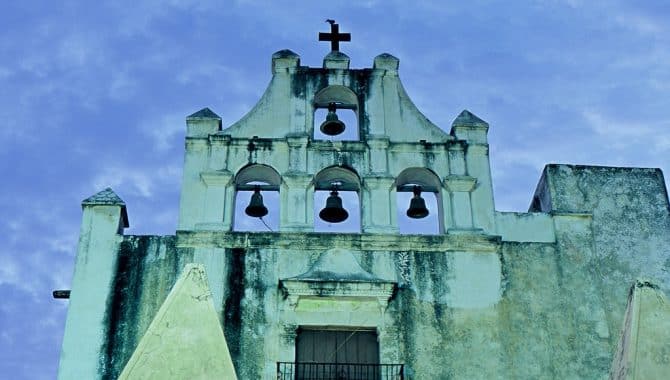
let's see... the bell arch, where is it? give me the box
[312,85,359,141]
[314,85,358,106]
[395,167,443,234]
[232,164,281,231]
[313,166,361,232]
[234,164,281,187]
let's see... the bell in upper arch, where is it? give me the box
[245,186,269,218]
[319,189,349,223]
[406,185,429,219]
[319,102,346,136]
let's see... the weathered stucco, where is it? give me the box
[609,281,670,380]
[58,49,670,379]
[74,204,668,379]
[100,235,193,379]
[118,264,237,379]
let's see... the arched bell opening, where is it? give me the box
[312,85,360,141]
[233,164,280,232]
[395,168,442,235]
[313,166,361,233]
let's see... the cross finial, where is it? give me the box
[318,20,351,52]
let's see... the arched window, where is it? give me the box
[313,166,361,233]
[395,168,442,235]
[233,164,280,232]
[313,85,359,141]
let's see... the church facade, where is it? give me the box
[57,27,670,379]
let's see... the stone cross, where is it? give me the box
[319,20,351,52]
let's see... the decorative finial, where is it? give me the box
[318,20,351,52]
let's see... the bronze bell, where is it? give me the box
[406,185,429,219]
[245,186,268,218]
[319,102,346,136]
[319,189,349,223]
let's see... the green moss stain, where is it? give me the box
[352,69,371,137]
[100,238,147,379]
[395,288,417,375]
[224,248,245,366]
[99,235,184,379]
[222,247,269,379]
[240,248,267,379]
[359,251,374,273]
[289,67,307,99]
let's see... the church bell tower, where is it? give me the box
[173,21,502,378]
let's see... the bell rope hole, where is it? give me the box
[313,106,359,141]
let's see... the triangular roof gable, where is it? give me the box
[118,264,237,379]
[221,51,451,142]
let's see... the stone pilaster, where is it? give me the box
[465,144,496,232]
[280,174,313,232]
[195,170,233,231]
[377,54,401,137]
[178,138,209,229]
[286,135,309,173]
[58,189,127,380]
[208,134,231,171]
[362,176,398,234]
[436,188,452,233]
[444,175,478,232]
[448,142,467,175]
[367,137,390,174]
[449,110,495,233]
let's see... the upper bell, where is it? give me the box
[406,185,429,219]
[245,186,269,218]
[319,102,346,136]
[319,189,349,223]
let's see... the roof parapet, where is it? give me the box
[323,51,350,69]
[186,107,222,137]
[272,49,300,74]
[81,187,129,228]
[373,53,399,73]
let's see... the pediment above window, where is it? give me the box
[280,248,396,309]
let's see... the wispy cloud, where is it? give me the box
[613,10,665,36]
[582,109,653,140]
[139,111,189,152]
[91,163,180,199]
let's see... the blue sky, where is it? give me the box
[1,1,669,378]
